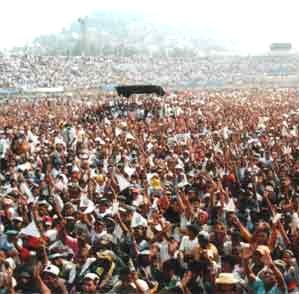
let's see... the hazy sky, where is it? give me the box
[0,0,298,53]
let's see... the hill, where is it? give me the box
[14,9,231,56]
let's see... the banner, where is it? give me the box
[115,174,131,191]
[20,221,41,238]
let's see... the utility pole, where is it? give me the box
[78,17,87,56]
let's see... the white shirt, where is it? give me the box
[179,235,198,254]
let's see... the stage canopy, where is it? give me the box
[115,85,166,98]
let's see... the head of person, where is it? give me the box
[63,202,75,216]
[82,273,99,294]
[282,250,295,266]
[197,231,210,249]
[42,265,60,287]
[221,255,236,273]
[119,267,132,285]
[253,245,271,266]
[214,222,226,241]
[252,222,270,245]
[162,259,180,280]
[215,273,238,294]
[186,224,200,240]
[49,253,65,267]
[261,268,278,290]
[18,270,33,289]
[11,216,23,230]
[138,250,152,267]
[94,219,105,233]
[197,209,208,225]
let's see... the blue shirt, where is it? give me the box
[250,277,287,294]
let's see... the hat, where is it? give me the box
[18,271,31,279]
[139,249,151,255]
[5,257,16,270]
[94,174,105,183]
[12,216,23,222]
[48,253,65,260]
[64,202,75,210]
[80,153,89,160]
[5,230,19,236]
[216,273,239,285]
[255,245,271,256]
[198,231,209,243]
[98,198,110,208]
[80,197,95,214]
[198,210,209,224]
[153,224,163,232]
[71,165,80,173]
[103,216,115,225]
[97,234,114,245]
[265,185,274,192]
[68,182,81,190]
[43,264,60,276]
[175,164,184,170]
[95,217,105,224]
[283,249,295,257]
[119,207,127,213]
[37,200,50,208]
[42,216,53,226]
[131,212,147,228]
[274,259,286,271]
[84,273,99,281]
[139,240,149,251]
[95,137,104,143]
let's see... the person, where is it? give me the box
[214,272,240,294]
[2,86,299,294]
[244,248,288,293]
[41,264,68,294]
[81,273,99,294]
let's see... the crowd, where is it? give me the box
[0,87,299,293]
[1,55,299,89]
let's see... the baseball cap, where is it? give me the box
[84,273,100,281]
[48,253,65,260]
[216,273,239,285]
[43,264,60,276]
[255,245,271,256]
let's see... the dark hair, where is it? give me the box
[221,255,236,268]
[163,259,181,275]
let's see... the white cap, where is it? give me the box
[154,224,163,232]
[12,216,23,222]
[139,249,151,255]
[265,185,274,192]
[72,165,80,173]
[130,279,149,291]
[84,273,99,281]
[5,257,16,270]
[80,197,95,214]
[43,264,60,276]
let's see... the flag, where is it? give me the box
[20,221,41,238]
[115,174,131,191]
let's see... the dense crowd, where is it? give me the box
[1,55,299,89]
[0,87,299,293]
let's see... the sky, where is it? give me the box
[0,0,298,54]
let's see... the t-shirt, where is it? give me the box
[63,234,79,256]
[250,277,288,294]
[179,236,198,254]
